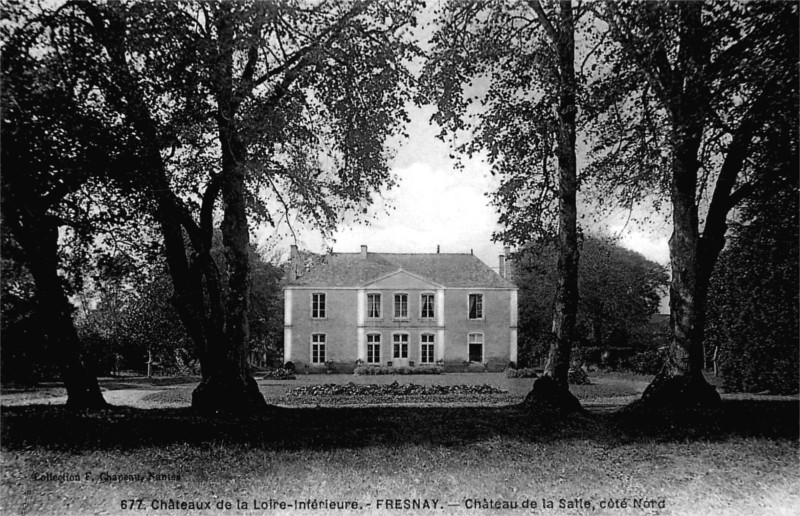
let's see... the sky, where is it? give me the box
[254,3,673,311]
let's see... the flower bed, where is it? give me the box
[287,381,506,397]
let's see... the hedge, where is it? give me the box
[354,365,444,376]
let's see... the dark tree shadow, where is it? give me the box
[1,399,797,452]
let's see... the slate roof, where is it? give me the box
[288,252,516,289]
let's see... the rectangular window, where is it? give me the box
[421,293,435,319]
[468,333,483,363]
[468,293,483,319]
[393,334,409,359]
[394,293,408,319]
[311,334,326,363]
[367,293,381,319]
[312,293,326,318]
[420,334,435,364]
[367,334,381,364]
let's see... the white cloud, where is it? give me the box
[327,160,506,270]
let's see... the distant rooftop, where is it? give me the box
[288,247,515,289]
[649,313,670,325]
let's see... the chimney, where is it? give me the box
[498,253,506,278]
[361,245,368,259]
[503,246,514,283]
[289,244,299,281]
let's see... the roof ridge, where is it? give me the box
[331,251,475,256]
[288,249,516,288]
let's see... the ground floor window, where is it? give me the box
[468,333,483,363]
[420,334,435,364]
[367,334,381,364]
[311,334,326,363]
[393,333,409,359]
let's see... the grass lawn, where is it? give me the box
[1,373,797,515]
[138,372,650,408]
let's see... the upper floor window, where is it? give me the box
[394,293,408,319]
[468,293,483,319]
[367,293,381,319]
[312,293,326,318]
[420,293,435,319]
[311,334,326,363]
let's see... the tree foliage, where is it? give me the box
[587,1,798,215]
[74,237,286,376]
[420,0,594,245]
[586,2,798,407]
[421,0,584,404]
[75,262,195,377]
[706,183,799,395]
[6,0,422,413]
[0,233,55,384]
[515,236,667,366]
[0,0,151,406]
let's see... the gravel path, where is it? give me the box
[0,389,155,407]
[0,384,192,408]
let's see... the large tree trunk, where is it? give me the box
[190,125,267,413]
[636,142,721,411]
[191,6,267,413]
[634,142,721,412]
[21,216,108,409]
[79,2,267,414]
[524,0,581,413]
[633,3,721,414]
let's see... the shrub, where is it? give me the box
[283,361,296,373]
[466,362,487,373]
[571,347,603,367]
[171,348,199,376]
[506,367,538,378]
[573,346,640,371]
[568,367,591,385]
[262,368,296,380]
[624,350,663,375]
[718,337,799,395]
[704,190,799,395]
[353,365,443,376]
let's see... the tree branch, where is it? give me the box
[603,3,675,115]
[200,173,223,251]
[233,3,268,107]
[249,0,374,92]
[701,81,777,245]
[526,0,558,44]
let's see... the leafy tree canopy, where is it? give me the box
[705,169,799,394]
[586,1,798,227]
[515,235,668,364]
[419,0,597,246]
